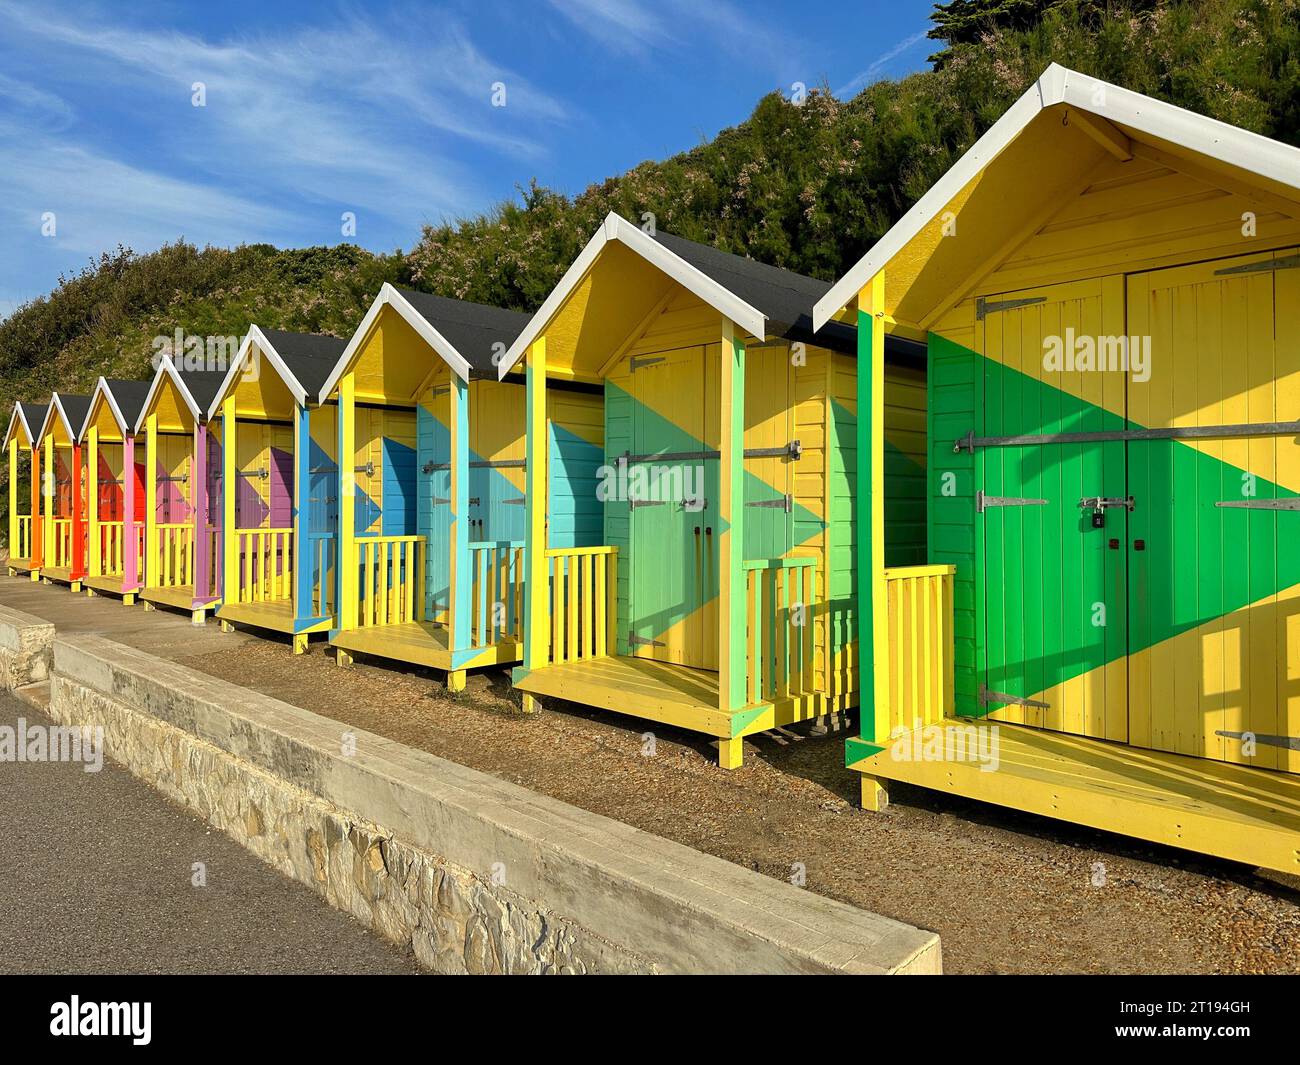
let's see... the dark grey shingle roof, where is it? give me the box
[257,328,348,398]
[18,402,48,440]
[56,394,91,438]
[173,366,230,415]
[648,230,924,363]
[101,379,152,432]
[394,288,531,376]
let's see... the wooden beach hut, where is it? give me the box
[4,401,48,579]
[33,392,91,590]
[496,213,926,767]
[207,326,347,652]
[813,63,1300,871]
[133,355,228,623]
[318,284,604,690]
[79,377,150,603]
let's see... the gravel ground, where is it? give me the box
[182,636,1300,975]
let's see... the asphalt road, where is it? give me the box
[0,690,419,974]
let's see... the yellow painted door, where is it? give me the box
[1127,249,1300,773]
[976,276,1129,742]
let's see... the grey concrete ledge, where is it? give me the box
[0,603,55,688]
[51,634,941,975]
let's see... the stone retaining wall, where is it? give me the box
[47,633,942,975]
[0,605,54,690]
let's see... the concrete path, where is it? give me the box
[0,688,418,974]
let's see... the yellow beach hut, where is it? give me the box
[318,284,604,689]
[33,392,91,590]
[207,326,347,652]
[80,378,150,603]
[4,401,48,579]
[133,355,228,623]
[497,213,926,767]
[814,64,1300,872]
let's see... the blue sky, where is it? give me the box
[0,0,938,317]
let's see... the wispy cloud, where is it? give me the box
[546,0,788,64]
[835,29,929,97]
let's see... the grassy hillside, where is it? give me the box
[2,0,1297,535]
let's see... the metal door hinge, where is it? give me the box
[976,295,1047,320]
[746,494,792,512]
[1216,729,1300,752]
[628,634,665,648]
[354,461,374,476]
[629,498,669,509]
[979,683,1050,709]
[629,355,665,372]
[502,498,526,506]
[1214,497,1300,511]
[1214,253,1300,276]
[976,490,1048,513]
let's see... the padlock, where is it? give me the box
[1091,508,1105,529]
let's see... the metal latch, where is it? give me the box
[354,461,374,476]
[1078,495,1134,528]
[976,490,1047,513]
[979,683,1050,710]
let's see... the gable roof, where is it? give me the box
[316,284,531,402]
[4,402,47,448]
[206,325,348,419]
[36,393,91,444]
[81,378,152,440]
[498,212,875,378]
[133,355,227,433]
[813,63,1300,330]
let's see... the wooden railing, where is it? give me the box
[546,546,617,665]
[13,515,31,560]
[467,540,525,649]
[881,564,956,734]
[356,535,424,627]
[235,528,293,604]
[306,532,336,620]
[154,523,194,588]
[743,556,818,706]
[51,518,74,568]
[97,521,132,577]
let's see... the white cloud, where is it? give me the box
[835,29,929,98]
[546,0,787,63]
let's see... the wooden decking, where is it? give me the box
[849,719,1300,874]
[332,621,520,673]
[6,557,35,576]
[84,573,135,599]
[218,599,301,635]
[41,565,77,587]
[515,654,821,741]
[141,584,201,614]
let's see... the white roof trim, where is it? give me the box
[132,354,202,435]
[80,376,127,441]
[37,392,79,445]
[3,404,32,449]
[812,62,1300,329]
[206,325,309,420]
[316,283,474,403]
[496,212,768,378]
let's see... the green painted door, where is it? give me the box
[627,345,711,667]
[976,278,1129,742]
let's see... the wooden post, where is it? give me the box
[858,272,890,811]
[222,397,237,606]
[70,442,84,582]
[145,412,157,592]
[448,373,470,653]
[293,404,312,625]
[193,420,208,603]
[86,425,99,577]
[123,434,137,591]
[522,337,549,675]
[30,438,42,573]
[718,320,746,719]
[337,370,356,631]
[7,438,16,559]
[42,435,54,567]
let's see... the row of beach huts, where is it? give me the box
[6,67,1300,875]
